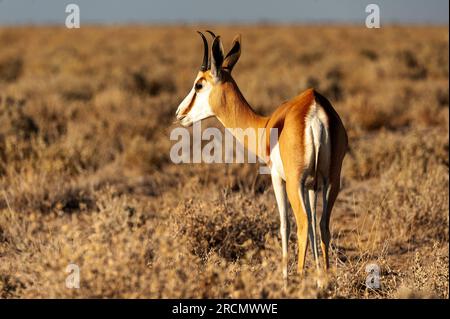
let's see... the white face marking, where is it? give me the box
[175,73,215,127]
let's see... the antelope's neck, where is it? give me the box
[214,82,269,160]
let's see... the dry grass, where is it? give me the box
[0,25,448,299]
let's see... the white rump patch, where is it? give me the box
[303,101,330,188]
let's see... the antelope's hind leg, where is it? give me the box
[307,187,320,271]
[271,171,290,284]
[319,176,340,271]
[285,175,309,276]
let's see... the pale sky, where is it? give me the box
[0,0,448,25]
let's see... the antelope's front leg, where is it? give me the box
[271,171,290,284]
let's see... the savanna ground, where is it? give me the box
[0,25,448,298]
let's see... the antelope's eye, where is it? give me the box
[195,82,203,91]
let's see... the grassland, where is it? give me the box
[0,25,448,298]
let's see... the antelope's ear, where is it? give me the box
[210,36,224,81]
[222,34,241,73]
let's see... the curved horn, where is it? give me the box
[206,30,216,38]
[197,31,209,71]
[205,30,217,69]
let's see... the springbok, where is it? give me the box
[175,31,348,284]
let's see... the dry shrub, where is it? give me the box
[0,167,94,214]
[60,80,94,102]
[173,191,278,261]
[0,97,39,174]
[394,243,449,298]
[396,50,428,80]
[0,56,23,83]
[0,96,38,141]
[124,69,176,96]
[344,127,448,181]
[122,134,169,173]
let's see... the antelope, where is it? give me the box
[175,31,348,284]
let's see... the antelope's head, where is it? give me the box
[175,31,242,127]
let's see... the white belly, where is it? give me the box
[270,143,286,180]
